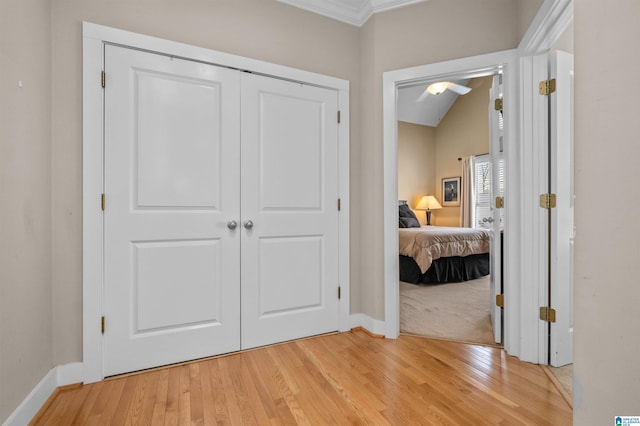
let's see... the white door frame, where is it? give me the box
[382,50,520,356]
[518,0,573,364]
[82,22,350,383]
[382,0,573,364]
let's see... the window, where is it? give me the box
[473,154,504,229]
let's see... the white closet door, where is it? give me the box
[240,73,340,349]
[103,45,241,376]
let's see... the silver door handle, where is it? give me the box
[227,220,238,230]
[244,220,254,229]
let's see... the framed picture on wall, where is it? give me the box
[442,177,461,206]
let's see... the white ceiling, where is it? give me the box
[397,79,470,127]
[276,0,428,26]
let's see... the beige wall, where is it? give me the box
[434,76,492,226]
[397,122,436,224]
[516,0,545,40]
[574,1,640,423]
[50,0,361,365]
[0,0,53,420]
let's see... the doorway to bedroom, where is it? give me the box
[395,71,505,347]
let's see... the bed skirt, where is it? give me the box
[399,254,490,284]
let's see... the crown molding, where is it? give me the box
[518,0,573,54]
[277,0,427,27]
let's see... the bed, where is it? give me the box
[398,201,490,284]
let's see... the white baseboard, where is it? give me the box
[1,318,388,426]
[349,313,387,336]
[3,362,83,426]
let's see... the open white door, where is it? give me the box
[488,74,504,344]
[549,50,574,367]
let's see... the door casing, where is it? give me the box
[382,50,519,353]
[382,0,573,364]
[82,22,350,383]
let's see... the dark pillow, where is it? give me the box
[398,204,418,220]
[399,217,420,228]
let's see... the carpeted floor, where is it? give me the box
[550,364,573,398]
[400,276,496,345]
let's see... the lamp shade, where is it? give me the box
[415,195,442,210]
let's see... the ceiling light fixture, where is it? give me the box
[426,82,448,95]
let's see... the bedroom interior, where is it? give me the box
[397,75,497,346]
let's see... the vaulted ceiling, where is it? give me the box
[276,0,427,26]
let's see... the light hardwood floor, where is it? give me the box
[31,330,571,425]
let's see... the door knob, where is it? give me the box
[244,220,254,230]
[227,220,238,230]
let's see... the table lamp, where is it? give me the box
[415,195,442,226]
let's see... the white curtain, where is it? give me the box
[460,156,475,228]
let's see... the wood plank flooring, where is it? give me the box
[31,330,571,425]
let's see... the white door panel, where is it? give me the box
[549,50,574,367]
[489,74,504,344]
[103,45,241,376]
[241,74,340,349]
[135,70,223,208]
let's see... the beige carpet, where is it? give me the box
[550,364,573,398]
[400,276,496,345]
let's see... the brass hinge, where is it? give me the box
[539,306,556,323]
[101,70,105,88]
[496,294,504,308]
[495,196,504,209]
[101,193,105,210]
[101,316,105,334]
[338,198,341,211]
[338,286,341,300]
[539,78,556,95]
[337,110,341,124]
[539,193,556,209]
[494,98,503,111]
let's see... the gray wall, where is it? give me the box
[574,0,640,423]
[0,0,53,419]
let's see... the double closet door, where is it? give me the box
[103,45,340,376]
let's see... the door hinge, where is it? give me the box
[539,306,556,323]
[494,98,503,111]
[495,196,504,209]
[101,316,105,334]
[101,193,105,210]
[337,110,341,124]
[496,294,504,308]
[338,286,341,299]
[539,193,556,209]
[101,70,105,88]
[338,198,341,211]
[539,78,556,95]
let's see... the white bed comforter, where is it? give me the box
[399,226,490,273]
